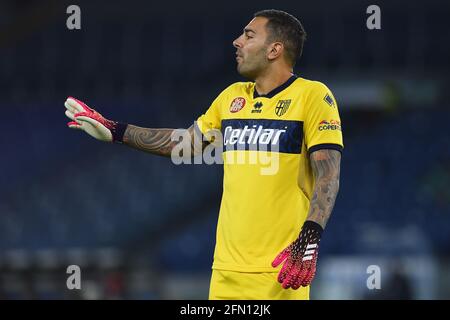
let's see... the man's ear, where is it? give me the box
[267,42,284,61]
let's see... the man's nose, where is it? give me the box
[233,36,242,48]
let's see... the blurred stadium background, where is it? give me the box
[0,0,449,299]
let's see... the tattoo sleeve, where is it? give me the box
[122,124,206,158]
[306,149,341,229]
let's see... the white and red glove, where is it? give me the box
[64,97,127,143]
[272,220,323,289]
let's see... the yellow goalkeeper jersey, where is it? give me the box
[196,75,343,272]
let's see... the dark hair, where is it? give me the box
[254,9,306,67]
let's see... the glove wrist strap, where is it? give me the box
[302,220,324,237]
[112,122,128,143]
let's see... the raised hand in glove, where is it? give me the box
[64,96,127,143]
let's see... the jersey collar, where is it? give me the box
[253,74,298,99]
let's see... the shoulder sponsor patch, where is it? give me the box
[318,119,341,131]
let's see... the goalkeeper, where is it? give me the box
[65,9,342,300]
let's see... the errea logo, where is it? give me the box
[252,101,263,113]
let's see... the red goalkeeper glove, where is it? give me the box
[64,97,127,143]
[272,220,323,289]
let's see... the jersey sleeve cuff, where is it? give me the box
[307,143,343,155]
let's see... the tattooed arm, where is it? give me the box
[271,148,341,288]
[122,124,207,158]
[305,149,341,229]
[64,97,209,158]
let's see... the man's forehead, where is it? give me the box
[244,17,268,33]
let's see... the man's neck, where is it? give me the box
[254,69,293,96]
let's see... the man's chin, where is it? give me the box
[237,66,255,80]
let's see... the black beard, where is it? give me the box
[237,64,260,81]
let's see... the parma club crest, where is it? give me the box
[275,99,292,117]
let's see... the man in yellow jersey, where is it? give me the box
[64,9,342,300]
